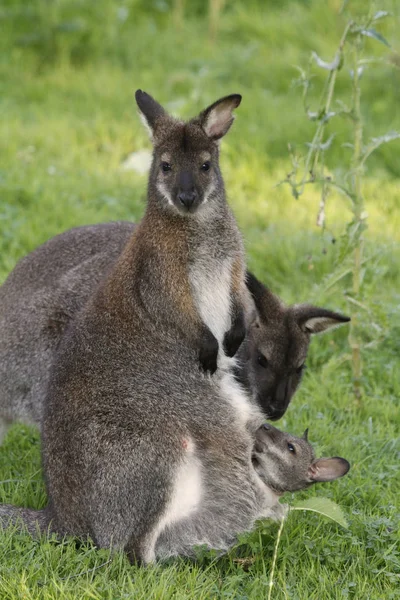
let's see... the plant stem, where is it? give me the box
[349,39,364,402]
[209,0,225,43]
[299,21,353,195]
[173,0,185,30]
[267,511,287,600]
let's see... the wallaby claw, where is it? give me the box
[223,312,246,358]
[199,330,219,375]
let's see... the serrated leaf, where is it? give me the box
[312,51,340,71]
[306,134,335,151]
[372,10,390,22]
[362,131,400,164]
[350,66,364,80]
[361,28,390,47]
[291,497,349,528]
[370,131,400,145]
[307,110,336,123]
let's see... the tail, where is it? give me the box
[0,504,52,536]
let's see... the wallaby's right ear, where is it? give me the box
[293,305,350,335]
[199,94,242,140]
[308,457,350,483]
[135,90,167,140]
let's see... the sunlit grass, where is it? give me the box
[0,0,399,598]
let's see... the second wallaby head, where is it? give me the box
[252,423,350,494]
[135,89,241,215]
[243,273,350,421]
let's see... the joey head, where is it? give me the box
[252,423,350,496]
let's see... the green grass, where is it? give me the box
[0,0,399,597]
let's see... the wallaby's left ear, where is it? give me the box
[199,94,242,140]
[294,305,350,334]
[308,457,350,482]
[135,89,168,140]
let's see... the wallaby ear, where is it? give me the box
[294,305,350,334]
[135,89,167,140]
[302,428,309,442]
[308,457,350,483]
[245,271,283,322]
[199,94,242,140]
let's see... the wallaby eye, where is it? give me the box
[201,161,210,172]
[257,354,268,368]
[296,364,306,374]
[287,443,296,453]
[161,162,172,173]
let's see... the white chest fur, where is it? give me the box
[189,257,233,347]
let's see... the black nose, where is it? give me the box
[178,190,197,209]
[267,407,285,421]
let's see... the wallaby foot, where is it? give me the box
[199,327,219,375]
[223,308,246,358]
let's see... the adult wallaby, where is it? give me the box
[0,221,349,441]
[0,423,350,557]
[240,272,350,420]
[1,91,272,564]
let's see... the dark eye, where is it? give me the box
[296,364,306,374]
[161,162,172,173]
[287,443,296,453]
[257,354,268,368]
[201,161,210,172]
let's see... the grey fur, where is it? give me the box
[252,424,350,494]
[0,222,349,438]
[0,93,350,562]
[0,423,350,559]
[1,92,268,563]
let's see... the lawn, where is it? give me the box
[0,0,399,598]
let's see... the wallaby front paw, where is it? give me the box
[199,330,219,375]
[223,311,246,358]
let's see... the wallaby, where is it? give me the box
[0,221,349,442]
[1,91,272,564]
[251,423,350,496]
[240,272,350,420]
[0,423,350,557]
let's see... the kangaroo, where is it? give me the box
[0,221,349,442]
[0,423,350,558]
[0,91,272,564]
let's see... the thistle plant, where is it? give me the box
[280,6,399,400]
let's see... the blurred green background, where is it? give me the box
[0,1,399,598]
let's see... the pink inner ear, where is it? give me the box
[204,106,234,139]
[308,464,318,479]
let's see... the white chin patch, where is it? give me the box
[156,182,174,207]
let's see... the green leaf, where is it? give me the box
[372,11,390,23]
[312,51,340,71]
[361,28,390,47]
[291,497,349,528]
[305,134,335,151]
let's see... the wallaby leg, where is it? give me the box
[73,435,183,565]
